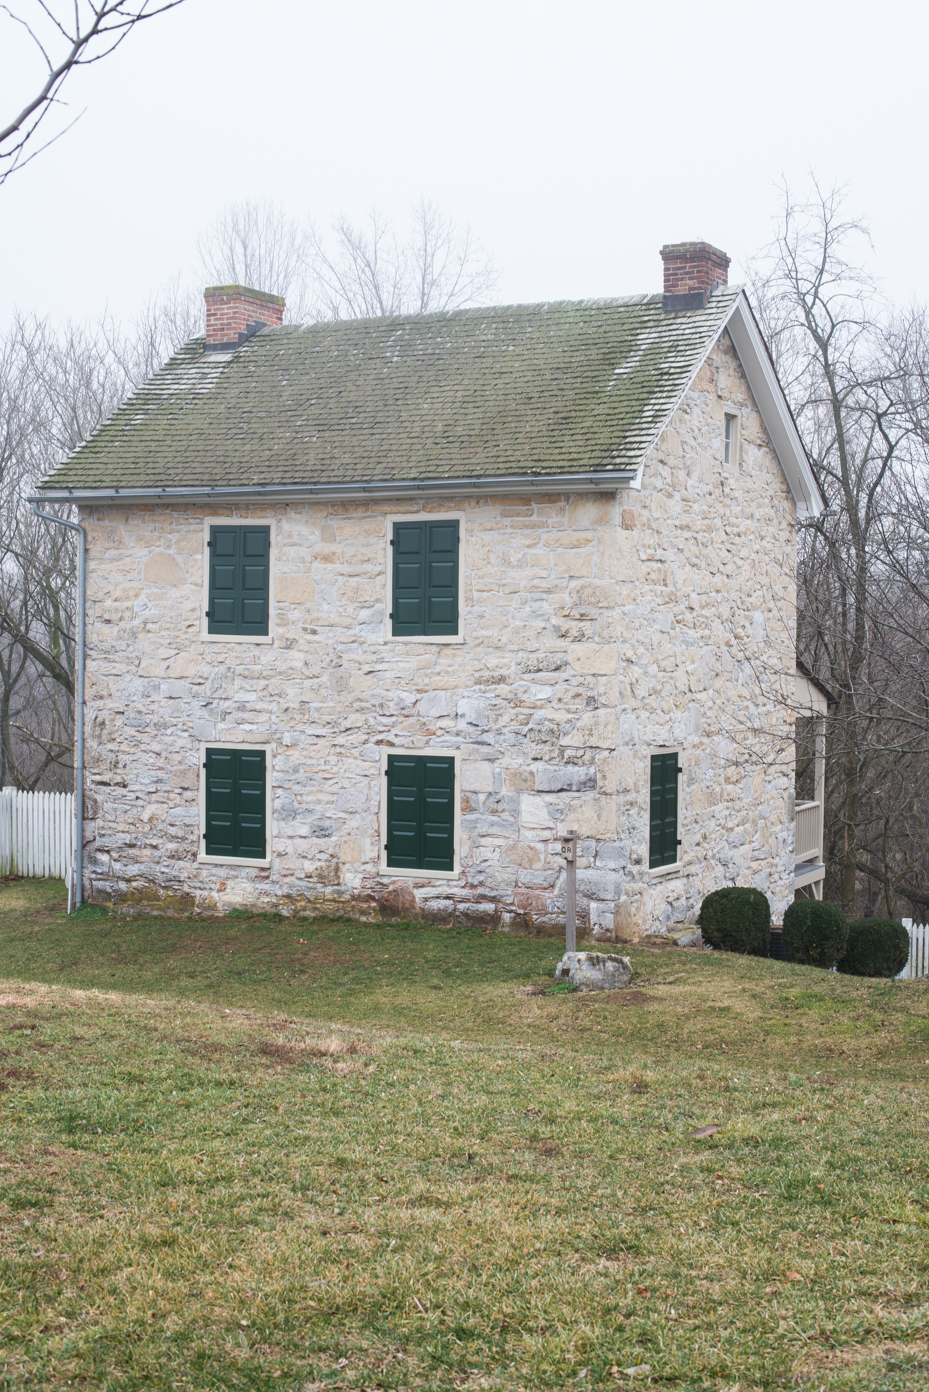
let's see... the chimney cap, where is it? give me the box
[204,284,286,308]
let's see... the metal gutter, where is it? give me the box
[30,502,85,912]
[31,469,637,507]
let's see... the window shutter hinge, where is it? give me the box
[677,839,682,845]
[202,762,206,769]
[204,610,209,617]
[677,766,683,774]
[390,538,394,546]
[389,612,393,619]
[207,540,211,548]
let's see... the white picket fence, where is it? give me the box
[898,919,929,981]
[0,787,74,880]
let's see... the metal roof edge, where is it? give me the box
[31,469,639,507]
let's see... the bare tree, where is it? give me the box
[0,290,198,789]
[750,182,929,916]
[196,201,315,325]
[196,198,498,323]
[0,0,188,183]
[309,200,498,320]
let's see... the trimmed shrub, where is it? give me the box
[698,887,771,956]
[782,899,848,968]
[839,918,909,978]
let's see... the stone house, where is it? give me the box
[37,241,826,938]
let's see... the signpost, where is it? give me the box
[561,829,577,954]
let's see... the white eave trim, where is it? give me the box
[722,293,826,519]
[30,468,638,507]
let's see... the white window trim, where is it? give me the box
[198,741,273,868]
[383,512,465,645]
[378,746,462,880]
[647,745,682,881]
[723,409,741,468]
[200,516,276,645]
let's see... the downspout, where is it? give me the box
[30,501,85,910]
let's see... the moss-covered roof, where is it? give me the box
[40,290,741,493]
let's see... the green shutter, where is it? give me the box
[649,753,680,869]
[385,753,455,871]
[205,748,267,859]
[425,521,459,634]
[391,523,425,635]
[208,525,270,636]
[391,520,459,636]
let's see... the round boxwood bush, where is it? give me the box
[838,917,909,977]
[698,887,771,955]
[782,899,848,968]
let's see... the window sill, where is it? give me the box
[379,862,461,880]
[648,861,682,881]
[200,632,273,645]
[383,634,465,645]
[199,853,272,869]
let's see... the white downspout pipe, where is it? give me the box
[30,501,85,910]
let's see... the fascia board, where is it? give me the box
[722,294,826,518]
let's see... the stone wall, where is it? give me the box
[79,331,797,935]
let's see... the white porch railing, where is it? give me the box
[898,919,929,981]
[795,800,822,862]
[0,787,75,880]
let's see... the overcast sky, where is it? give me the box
[1,0,926,330]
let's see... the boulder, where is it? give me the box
[667,925,703,949]
[555,951,633,992]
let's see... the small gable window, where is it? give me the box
[207,524,270,637]
[201,746,269,863]
[383,752,457,874]
[389,519,460,638]
[723,412,739,466]
[649,751,681,870]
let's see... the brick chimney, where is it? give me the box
[660,242,730,313]
[204,284,285,352]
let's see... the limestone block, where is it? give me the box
[563,794,617,840]
[568,644,617,675]
[600,530,642,583]
[277,575,316,603]
[534,764,596,792]
[143,552,186,585]
[461,760,494,792]
[502,842,542,869]
[567,494,615,528]
[419,690,452,717]
[504,768,535,791]
[555,951,633,991]
[168,654,200,678]
[457,698,488,729]
[561,709,617,749]
[519,795,556,831]
[576,868,626,901]
[551,550,594,577]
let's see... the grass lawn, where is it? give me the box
[0,880,927,1391]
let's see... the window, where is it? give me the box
[201,746,269,864]
[206,524,270,637]
[382,752,457,875]
[723,412,739,466]
[389,518,460,638]
[649,751,681,870]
